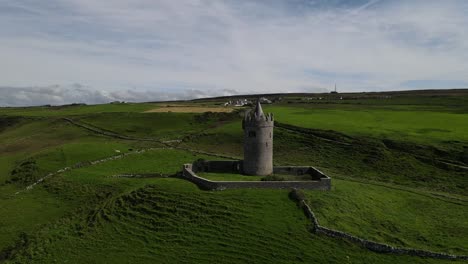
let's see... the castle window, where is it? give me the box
[248,131,256,137]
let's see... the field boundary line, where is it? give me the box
[289,190,468,260]
[14,147,168,195]
[332,176,468,203]
[64,117,240,160]
[62,118,180,144]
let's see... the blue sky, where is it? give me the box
[1,0,467,105]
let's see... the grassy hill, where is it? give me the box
[0,90,467,263]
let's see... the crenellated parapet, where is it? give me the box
[243,113,274,128]
[242,101,274,129]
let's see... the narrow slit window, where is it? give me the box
[248,131,256,137]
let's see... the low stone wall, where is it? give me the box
[182,164,331,190]
[292,192,468,260]
[110,173,169,178]
[274,166,327,180]
[191,161,329,182]
[192,160,242,173]
[15,147,166,195]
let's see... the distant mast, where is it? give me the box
[331,83,338,94]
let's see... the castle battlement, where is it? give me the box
[242,101,274,129]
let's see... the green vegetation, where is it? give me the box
[7,178,455,264]
[0,91,467,263]
[305,179,468,255]
[264,105,468,145]
[0,103,158,117]
[183,118,467,195]
[198,172,264,181]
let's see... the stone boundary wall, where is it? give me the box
[192,160,242,173]
[274,166,327,180]
[15,147,166,195]
[191,160,330,181]
[63,118,163,142]
[110,173,169,178]
[292,193,468,260]
[182,164,331,190]
[65,117,241,161]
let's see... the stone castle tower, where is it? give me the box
[242,100,274,176]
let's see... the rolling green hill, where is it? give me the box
[0,90,467,263]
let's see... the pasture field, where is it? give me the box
[6,179,460,264]
[0,90,467,263]
[0,103,157,116]
[305,179,468,255]
[263,104,468,146]
[144,105,235,113]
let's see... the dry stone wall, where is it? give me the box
[290,190,468,261]
[182,164,331,190]
[15,148,166,195]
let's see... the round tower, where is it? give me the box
[242,100,274,176]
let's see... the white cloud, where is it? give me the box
[0,85,241,106]
[0,0,467,105]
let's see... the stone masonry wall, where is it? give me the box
[192,160,242,173]
[290,190,468,261]
[182,164,331,190]
[274,166,327,180]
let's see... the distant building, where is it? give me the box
[259,97,272,104]
[224,98,251,107]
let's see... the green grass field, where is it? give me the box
[264,105,468,146]
[305,179,468,255]
[197,172,264,181]
[0,91,467,263]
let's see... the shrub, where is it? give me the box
[8,159,40,186]
[289,189,307,203]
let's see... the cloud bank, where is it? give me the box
[0,0,467,105]
[0,85,241,107]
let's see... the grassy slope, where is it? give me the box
[182,118,467,195]
[6,179,461,264]
[264,104,468,146]
[0,118,138,184]
[0,103,158,117]
[305,179,468,255]
[76,112,206,140]
[0,96,467,263]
